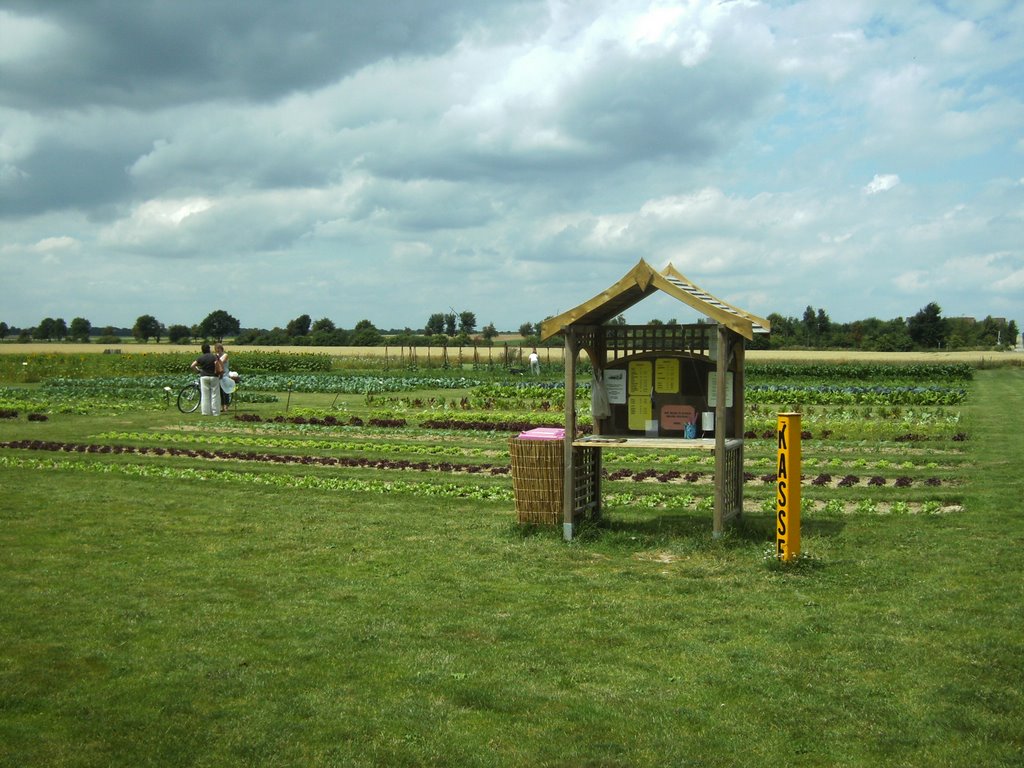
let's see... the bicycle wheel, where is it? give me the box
[177,383,201,413]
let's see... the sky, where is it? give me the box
[1,0,1022,334]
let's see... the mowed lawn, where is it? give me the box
[0,370,1022,767]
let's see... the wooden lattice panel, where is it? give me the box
[721,442,744,522]
[604,324,713,362]
[571,446,600,516]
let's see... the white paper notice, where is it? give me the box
[604,369,627,405]
[707,371,734,407]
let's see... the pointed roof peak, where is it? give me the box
[540,259,770,341]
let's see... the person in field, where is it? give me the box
[529,348,540,375]
[215,343,236,412]
[190,343,222,416]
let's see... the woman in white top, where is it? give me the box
[215,343,236,411]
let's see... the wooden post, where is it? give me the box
[562,329,578,541]
[713,324,728,537]
[734,336,745,521]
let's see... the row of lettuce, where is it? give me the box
[0,355,972,432]
[3,351,976,381]
[12,366,970,406]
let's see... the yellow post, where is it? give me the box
[776,413,801,561]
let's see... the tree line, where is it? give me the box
[0,309,505,347]
[748,303,1019,352]
[1,301,1018,351]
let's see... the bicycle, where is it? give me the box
[177,378,201,413]
[177,373,241,414]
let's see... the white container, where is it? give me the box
[701,411,715,434]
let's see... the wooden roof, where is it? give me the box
[539,259,771,341]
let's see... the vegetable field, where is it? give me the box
[1,353,1021,767]
[0,358,974,518]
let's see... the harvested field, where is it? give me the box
[0,341,1018,366]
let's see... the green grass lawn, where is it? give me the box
[1,371,1022,766]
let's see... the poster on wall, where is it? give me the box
[604,369,627,405]
[628,396,652,430]
[628,360,652,394]
[707,371,734,407]
[654,358,680,393]
[661,404,696,431]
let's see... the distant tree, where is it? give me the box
[444,313,457,336]
[481,322,498,345]
[54,318,67,340]
[975,316,1003,347]
[0,321,8,340]
[312,327,349,345]
[69,317,92,342]
[268,328,291,344]
[458,311,477,335]
[876,321,914,352]
[35,317,57,341]
[816,308,831,339]
[168,324,192,344]
[801,306,817,345]
[233,328,263,345]
[199,310,240,341]
[96,325,121,344]
[392,328,417,346]
[425,313,445,336]
[518,322,536,338]
[132,314,162,343]
[286,314,311,338]
[1007,320,1020,348]
[907,302,947,349]
[351,319,383,346]
[311,317,336,333]
[765,313,796,346]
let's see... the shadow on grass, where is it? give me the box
[513,509,846,555]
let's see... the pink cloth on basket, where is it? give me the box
[517,428,565,440]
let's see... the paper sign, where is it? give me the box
[605,369,626,404]
[707,371,734,407]
[628,360,652,395]
[661,404,696,431]
[654,358,679,393]
[628,396,652,430]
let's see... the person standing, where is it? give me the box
[190,343,222,416]
[529,348,540,375]
[215,343,235,412]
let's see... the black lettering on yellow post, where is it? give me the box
[776,413,801,561]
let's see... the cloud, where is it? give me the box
[32,236,78,252]
[0,0,1021,331]
[863,174,901,195]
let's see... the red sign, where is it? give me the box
[661,404,696,431]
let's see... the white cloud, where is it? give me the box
[993,268,1024,292]
[863,174,900,195]
[0,10,67,67]
[32,236,78,252]
[0,0,1020,330]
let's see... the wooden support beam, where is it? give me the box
[562,329,578,541]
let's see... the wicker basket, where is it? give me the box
[509,437,564,525]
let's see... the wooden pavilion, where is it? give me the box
[539,259,771,540]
